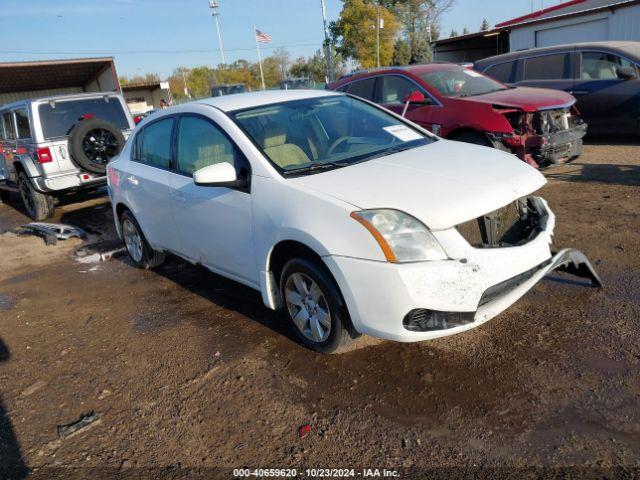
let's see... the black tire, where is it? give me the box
[280,258,353,354]
[0,189,11,204]
[17,172,55,221]
[120,210,165,269]
[68,118,125,175]
[451,131,494,148]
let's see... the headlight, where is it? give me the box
[351,209,447,263]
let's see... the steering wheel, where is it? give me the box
[327,136,351,156]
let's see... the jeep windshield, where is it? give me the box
[231,95,432,176]
[421,67,508,98]
[38,97,130,139]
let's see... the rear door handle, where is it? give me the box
[570,90,591,96]
[126,175,139,186]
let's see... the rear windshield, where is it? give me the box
[38,97,129,139]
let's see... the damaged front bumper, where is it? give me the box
[323,200,601,342]
[500,123,588,168]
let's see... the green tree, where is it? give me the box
[480,18,490,31]
[462,26,469,35]
[392,38,411,65]
[449,29,458,37]
[331,0,400,68]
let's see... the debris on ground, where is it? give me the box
[21,380,46,397]
[75,240,126,264]
[57,411,100,439]
[19,223,86,246]
[298,424,312,438]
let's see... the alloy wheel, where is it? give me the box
[82,128,120,164]
[122,219,143,263]
[284,272,331,343]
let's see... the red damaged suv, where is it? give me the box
[327,64,587,168]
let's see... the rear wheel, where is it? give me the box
[68,118,125,175]
[280,258,353,354]
[17,172,55,221]
[120,211,165,269]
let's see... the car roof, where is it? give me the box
[328,63,465,88]
[0,91,124,111]
[475,41,640,66]
[196,89,342,112]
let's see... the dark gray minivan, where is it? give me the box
[475,42,640,136]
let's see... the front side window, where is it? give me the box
[580,51,635,79]
[231,95,432,175]
[524,53,571,80]
[176,116,242,175]
[485,61,516,83]
[136,118,174,168]
[381,75,420,104]
[2,112,15,140]
[420,66,507,98]
[38,97,129,139]
[15,109,31,139]
[344,78,376,101]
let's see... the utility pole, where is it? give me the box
[209,1,226,65]
[376,2,380,68]
[320,0,334,83]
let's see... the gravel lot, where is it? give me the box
[0,141,639,479]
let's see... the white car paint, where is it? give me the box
[108,90,560,343]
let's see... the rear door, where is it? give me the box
[124,116,176,251]
[517,50,576,93]
[0,111,17,181]
[572,50,640,134]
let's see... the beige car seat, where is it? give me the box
[261,123,310,168]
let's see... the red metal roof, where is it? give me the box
[496,0,588,27]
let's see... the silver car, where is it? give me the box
[0,92,134,220]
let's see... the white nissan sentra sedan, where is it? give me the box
[107,90,601,353]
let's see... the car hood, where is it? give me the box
[289,140,546,231]
[458,86,575,112]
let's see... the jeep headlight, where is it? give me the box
[351,209,447,263]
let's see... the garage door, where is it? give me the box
[535,18,608,47]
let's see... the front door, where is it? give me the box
[572,51,640,135]
[0,111,17,182]
[168,115,256,286]
[378,75,438,133]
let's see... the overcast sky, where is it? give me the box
[0,0,563,78]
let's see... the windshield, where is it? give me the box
[231,95,432,176]
[421,67,507,98]
[38,97,130,139]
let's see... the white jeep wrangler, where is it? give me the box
[0,92,134,220]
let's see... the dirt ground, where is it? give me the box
[1,141,639,479]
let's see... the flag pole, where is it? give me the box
[254,25,266,90]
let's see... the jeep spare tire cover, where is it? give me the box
[68,118,126,174]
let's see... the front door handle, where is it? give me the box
[126,175,139,186]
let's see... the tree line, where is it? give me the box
[119,0,494,101]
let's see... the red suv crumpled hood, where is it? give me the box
[458,86,575,112]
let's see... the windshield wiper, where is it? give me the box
[283,161,348,176]
[363,140,427,161]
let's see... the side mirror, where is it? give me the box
[616,66,637,81]
[193,162,247,188]
[402,90,430,117]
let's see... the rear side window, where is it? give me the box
[524,53,571,80]
[176,116,241,175]
[381,75,418,105]
[15,109,31,139]
[2,112,15,140]
[135,118,174,168]
[344,78,376,100]
[485,61,516,83]
[38,98,129,139]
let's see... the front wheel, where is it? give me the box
[120,211,165,269]
[17,172,55,220]
[280,258,353,354]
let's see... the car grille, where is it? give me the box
[478,260,551,307]
[456,198,541,248]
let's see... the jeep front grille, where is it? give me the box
[456,198,541,248]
